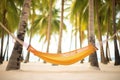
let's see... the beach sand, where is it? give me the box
[0,61,120,80]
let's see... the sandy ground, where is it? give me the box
[0,61,120,80]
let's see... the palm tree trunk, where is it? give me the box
[24,30,32,63]
[106,8,111,62]
[106,40,111,61]
[24,7,35,63]
[46,0,52,53]
[95,0,107,64]
[78,15,84,63]
[53,0,64,66]
[43,0,52,64]
[75,14,78,49]
[57,0,64,53]
[3,34,9,61]
[105,31,110,62]
[69,30,73,50]
[6,0,31,70]
[0,9,7,64]
[0,30,4,64]
[88,0,99,68]
[6,34,9,61]
[118,35,120,50]
[112,0,120,65]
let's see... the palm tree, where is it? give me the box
[96,0,120,63]
[24,0,39,63]
[6,0,31,70]
[98,0,113,62]
[46,0,52,53]
[5,34,9,61]
[57,0,64,53]
[0,0,8,64]
[32,0,66,52]
[23,0,66,63]
[105,3,112,62]
[88,0,99,68]
[69,0,88,63]
[112,0,120,65]
[0,0,20,64]
[95,0,107,64]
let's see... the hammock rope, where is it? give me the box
[96,29,120,47]
[0,22,120,65]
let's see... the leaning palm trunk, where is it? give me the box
[6,0,31,70]
[88,0,99,68]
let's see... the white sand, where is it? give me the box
[0,61,120,80]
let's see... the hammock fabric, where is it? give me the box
[0,22,97,65]
[27,44,97,65]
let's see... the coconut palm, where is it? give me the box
[88,0,99,68]
[0,0,20,64]
[31,0,66,52]
[68,0,88,63]
[57,0,64,53]
[94,0,120,64]
[112,0,120,65]
[69,0,88,47]
[100,0,112,62]
[46,0,52,53]
[24,0,40,63]
[6,0,31,70]
[95,0,107,64]
[105,7,112,62]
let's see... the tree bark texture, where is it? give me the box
[88,0,99,67]
[6,0,31,70]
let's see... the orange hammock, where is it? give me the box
[0,22,97,65]
[27,44,97,65]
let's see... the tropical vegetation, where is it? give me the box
[0,0,120,70]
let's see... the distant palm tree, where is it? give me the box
[98,0,118,62]
[69,0,88,63]
[46,0,52,53]
[95,0,107,64]
[6,0,31,70]
[112,0,120,65]
[69,0,88,47]
[24,0,39,63]
[102,0,112,62]
[105,7,112,62]
[57,0,64,53]
[32,0,66,52]
[88,0,99,68]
